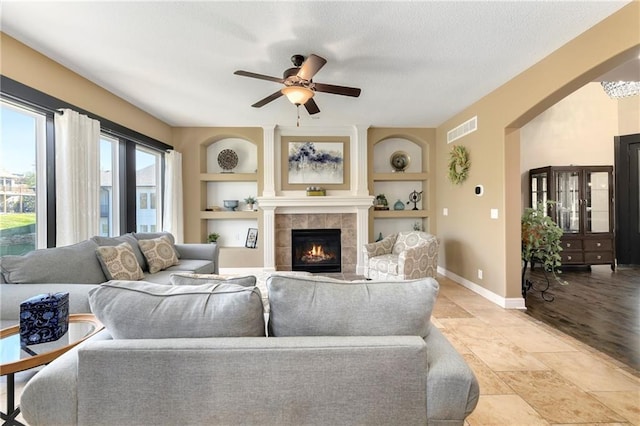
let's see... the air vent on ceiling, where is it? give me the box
[447,116,477,144]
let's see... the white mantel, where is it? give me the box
[258,125,373,273]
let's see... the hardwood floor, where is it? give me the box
[524,264,640,374]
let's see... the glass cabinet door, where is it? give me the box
[585,171,610,233]
[530,171,548,208]
[555,171,580,233]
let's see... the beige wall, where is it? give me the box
[618,94,640,135]
[435,2,639,301]
[520,83,619,211]
[0,33,172,143]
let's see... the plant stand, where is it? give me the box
[521,259,554,302]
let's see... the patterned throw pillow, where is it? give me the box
[137,236,179,274]
[95,242,144,281]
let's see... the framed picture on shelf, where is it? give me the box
[281,136,350,190]
[245,228,258,249]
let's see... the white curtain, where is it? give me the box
[54,109,101,246]
[163,150,184,243]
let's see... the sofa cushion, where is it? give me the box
[95,243,144,281]
[0,240,106,284]
[89,280,265,339]
[267,275,439,338]
[91,233,146,272]
[137,236,179,274]
[169,273,257,287]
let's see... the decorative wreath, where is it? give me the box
[448,145,470,185]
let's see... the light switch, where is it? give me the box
[490,209,499,219]
[443,208,448,216]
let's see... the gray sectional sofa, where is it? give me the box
[0,232,219,328]
[19,274,480,426]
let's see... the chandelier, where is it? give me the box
[600,81,640,99]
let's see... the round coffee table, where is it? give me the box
[0,314,104,426]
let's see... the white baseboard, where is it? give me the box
[437,266,526,310]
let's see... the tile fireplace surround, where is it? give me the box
[257,195,374,274]
[276,213,356,273]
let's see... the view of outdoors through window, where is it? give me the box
[0,102,44,255]
[136,147,160,233]
[99,135,118,237]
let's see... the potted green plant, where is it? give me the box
[244,196,257,211]
[207,232,220,244]
[521,201,567,285]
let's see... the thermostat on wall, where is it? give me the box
[475,185,484,196]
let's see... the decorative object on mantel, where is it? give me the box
[393,199,405,210]
[217,149,239,173]
[600,81,639,99]
[244,196,257,210]
[207,233,220,244]
[20,292,69,346]
[374,194,389,210]
[521,201,568,301]
[448,145,470,185]
[306,186,326,196]
[407,190,423,210]
[223,200,239,211]
[390,151,410,172]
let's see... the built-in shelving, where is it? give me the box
[372,210,428,218]
[199,211,260,220]
[200,173,258,182]
[367,131,434,241]
[198,137,264,267]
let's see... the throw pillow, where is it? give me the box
[95,242,145,281]
[267,274,439,338]
[89,280,265,339]
[91,233,147,272]
[169,273,257,287]
[134,232,180,258]
[137,236,179,274]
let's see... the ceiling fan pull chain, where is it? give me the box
[297,104,301,127]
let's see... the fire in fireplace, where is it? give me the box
[291,229,341,273]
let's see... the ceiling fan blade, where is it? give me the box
[297,54,327,80]
[251,91,284,108]
[234,70,284,83]
[314,83,361,97]
[304,98,320,115]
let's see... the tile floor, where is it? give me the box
[2,274,639,425]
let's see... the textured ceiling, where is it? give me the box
[1,1,634,128]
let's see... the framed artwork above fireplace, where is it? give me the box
[281,136,350,190]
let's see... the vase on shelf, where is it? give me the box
[393,199,405,210]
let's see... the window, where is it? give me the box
[136,147,162,233]
[99,135,119,236]
[2,76,172,242]
[0,101,46,255]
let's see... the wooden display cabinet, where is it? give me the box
[529,165,615,269]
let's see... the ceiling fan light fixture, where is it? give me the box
[600,81,640,99]
[281,86,314,105]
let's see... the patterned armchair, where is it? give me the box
[363,231,439,280]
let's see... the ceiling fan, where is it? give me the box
[234,54,361,115]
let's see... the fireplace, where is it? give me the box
[291,229,341,273]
